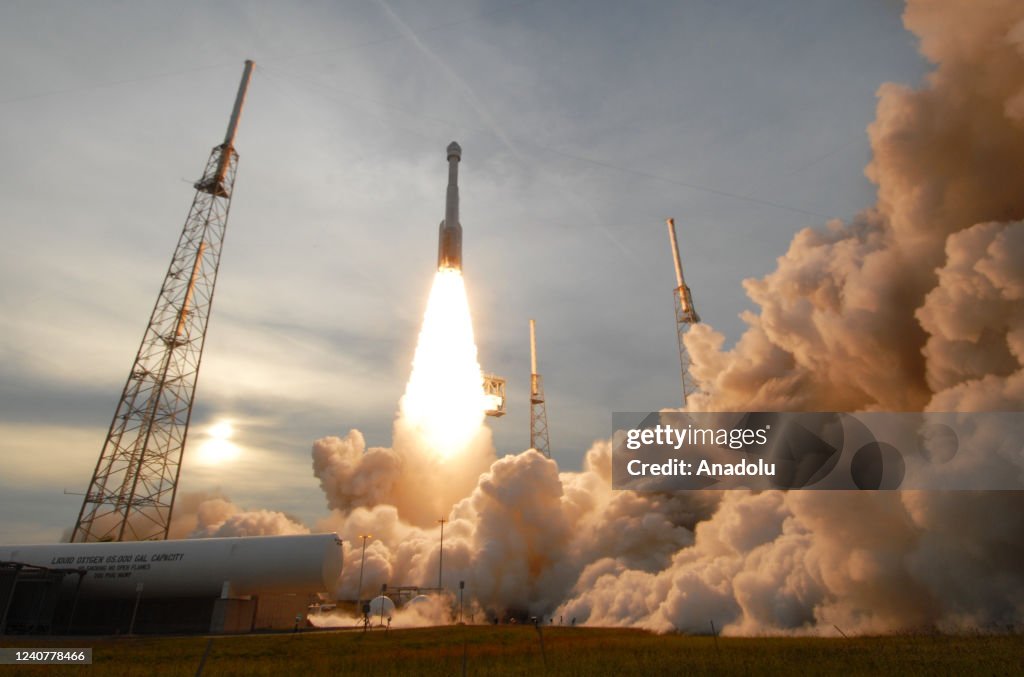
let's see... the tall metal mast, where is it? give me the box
[71,60,255,543]
[529,319,551,458]
[666,218,700,406]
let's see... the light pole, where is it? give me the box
[357,534,372,618]
[128,582,143,635]
[437,518,447,590]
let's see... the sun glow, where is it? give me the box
[196,420,240,465]
[400,269,488,458]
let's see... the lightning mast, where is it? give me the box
[666,217,701,406]
[529,319,551,458]
[71,60,255,543]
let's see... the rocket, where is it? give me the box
[437,141,463,271]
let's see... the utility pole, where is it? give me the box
[357,534,372,614]
[71,61,255,542]
[437,518,447,590]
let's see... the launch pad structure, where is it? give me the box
[70,61,255,543]
[666,218,700,406]
[483,374,506,417]
[529,319,551,458]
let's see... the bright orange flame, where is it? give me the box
[400,269,487,458]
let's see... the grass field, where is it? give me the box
[3,626,1022,676]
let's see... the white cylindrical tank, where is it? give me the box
[0,533,342,599]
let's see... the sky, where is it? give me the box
[0,0,929,542]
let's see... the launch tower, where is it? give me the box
[71,61,254,542]
[529,319,551,458]
[666,217,700,406]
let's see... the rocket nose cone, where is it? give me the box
[447,141,461,160]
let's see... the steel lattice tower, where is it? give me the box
[529,319,551,458]
[666,218,701,406]
[71,61,254,543]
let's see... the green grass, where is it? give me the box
[3,626,1022,676]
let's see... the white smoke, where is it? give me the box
[169,490,308,539]
[917,220,1024,410]
[309,593,465,629]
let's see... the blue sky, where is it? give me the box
[0,0,929,541]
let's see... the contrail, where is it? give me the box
[373,0,525,163]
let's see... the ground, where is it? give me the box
[2,626,1022,675]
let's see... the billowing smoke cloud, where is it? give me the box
[168,490,308,539]
[311,436,720,622]
[917,220,1024,410]
[684,0,1024,414]
[312,423,496,529]
[58,490,309,542]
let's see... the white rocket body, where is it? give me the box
[437,141,463,271]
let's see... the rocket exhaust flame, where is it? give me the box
[400,269,488,459]
[399,140,485,459]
